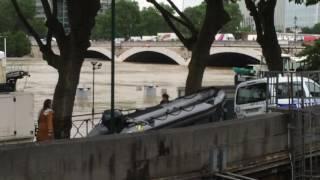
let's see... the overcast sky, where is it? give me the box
[134,0,202,10]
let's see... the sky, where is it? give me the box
[134,0,202,10]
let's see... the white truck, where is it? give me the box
[234,75,320,118]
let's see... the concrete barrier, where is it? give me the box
[0,112,288,180]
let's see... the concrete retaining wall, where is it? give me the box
[0,112,288,180]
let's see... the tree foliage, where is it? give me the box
[92,0,171,40]
[302,23,320,34]
[179,1,242,35]
[298,40,320,70]
[138,7,171,36]
[0,31,31,57]
[221,2,243,33]
[0,0,35,32]
[0,0,41,57]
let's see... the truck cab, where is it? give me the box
[234,76,320,118]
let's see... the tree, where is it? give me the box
[147,0,230,94]
[138,7,171,36]
[11,0,101,139]
[221,2,243,34]
[245,0,283,70]
[0,31,31,57]
[182,3,206,32]
[182,2,242,35]
[245,0,320,71]
[91,12,110,40]
[302,23,320,34]
[92,0,140,40]
[298,40,320,70]
[0,0,36,33]
[0,0,39,57]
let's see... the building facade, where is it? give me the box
[238,1,320,32]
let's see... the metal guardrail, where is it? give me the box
[71,112,102,138]
[71,109,137,138]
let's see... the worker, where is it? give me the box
[36,99,54,141]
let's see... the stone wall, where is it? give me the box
[0,112,288,180]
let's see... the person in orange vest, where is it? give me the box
[36,99,54,142]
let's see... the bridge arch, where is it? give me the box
[210,47,262,61]
[117,47,187,65]
[185,47,262,67]
[85,47,111,60]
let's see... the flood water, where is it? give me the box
[8,58,235,123]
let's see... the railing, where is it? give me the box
[71,112,102,138]
[71,109,137,138]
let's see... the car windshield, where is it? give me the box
[237,83,267,105]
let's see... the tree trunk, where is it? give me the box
[52,52,84,139]
[185,0,230,95]
[186,53,207,95]
[261,40,282,71]
[252,0,283,71]
[261,8,283,71]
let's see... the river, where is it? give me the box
[8,58,234,136]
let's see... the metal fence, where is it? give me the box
[70,109,137,138]
[264,71,320,180]
[71,113,102,138]
[264,71,320,111]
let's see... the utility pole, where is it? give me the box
[294,16,297,55]
[111,0,115,120]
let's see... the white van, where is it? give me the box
[234,76,320,118]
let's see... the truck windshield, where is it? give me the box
[306,81,320,97]
[236,83,267,105]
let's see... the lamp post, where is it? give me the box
[91,61,102,125]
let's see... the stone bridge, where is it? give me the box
[31,41,304,67]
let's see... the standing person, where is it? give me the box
[36,99,54,142]
[160,93,170,104]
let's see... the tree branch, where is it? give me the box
[11,0,45,49]
[166,0,198,35]
[41,0,66,48]
[42,49,61,69]
[42,0,54,49]
[40,0,52,18]
[147,0,195,49]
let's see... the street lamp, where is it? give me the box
[91,61,102,125]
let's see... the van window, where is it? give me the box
[306,81,320,97]
[237,83,267,105]
[276,83,304,98]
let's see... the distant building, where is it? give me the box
[238,1,320,32]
